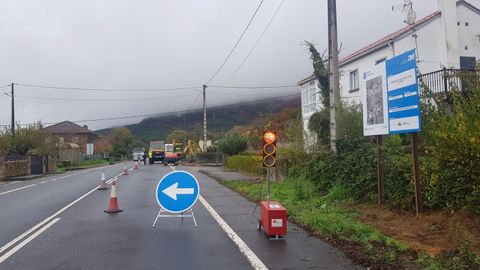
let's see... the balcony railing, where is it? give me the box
[418,68,479,96]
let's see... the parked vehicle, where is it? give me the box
[132,147,145,162]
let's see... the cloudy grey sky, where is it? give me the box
[0,0,478,130]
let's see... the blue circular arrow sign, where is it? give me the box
[156,171,200,213]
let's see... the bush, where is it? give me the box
[219,133,248,156]
[226,155,262,176]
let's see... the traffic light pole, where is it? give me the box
[266,167,271,201]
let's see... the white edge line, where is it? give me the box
[0,218,60,264]
[40,181,48,184]
[167,166,267,270]
[198,196,268,270]
[0,184,37,196]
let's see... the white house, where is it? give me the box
[298,0,480,146]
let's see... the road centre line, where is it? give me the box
[0,170,125,262]
[0,218,60,264]
[167,166,268,270]
[0,184,37,196]
[40,181,48,184]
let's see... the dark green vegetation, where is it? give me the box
[97,95,300,143]
[219,133,248,156]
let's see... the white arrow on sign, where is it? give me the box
[162,182,194,200]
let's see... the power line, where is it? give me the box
[208,84,297,89]
[15,83,201,92]
[1,92,300,127]
[205,0,265,84]
[0,84,11,89]
[14,92,199,102]
[222,0,285,85]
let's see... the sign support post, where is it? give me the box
[153,171,200,228]
[376,135,384,204]
[411,133,423,215]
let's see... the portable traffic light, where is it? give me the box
[262,130,277,167]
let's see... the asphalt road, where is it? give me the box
[0,163,362,270]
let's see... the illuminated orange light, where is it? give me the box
[263,131,276,144]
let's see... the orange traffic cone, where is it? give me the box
[97,170,109,190]
[134,161,139,170]
[104,180,123,213]
[123,164,129,175]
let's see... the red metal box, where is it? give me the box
[260,201,287,237]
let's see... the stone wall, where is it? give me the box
[0,155,4,180]
[1,158,31,179]
[46,157,57,173]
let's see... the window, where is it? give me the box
[349,70,359,92]
[72,137,79,143]
[302,85,318,115]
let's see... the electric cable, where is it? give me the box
[222,0,285,85]
[1,92,299,127]
[15,83,201,92]
[208,84,297,89]
[14,92,199,102]
[205,0,265,84]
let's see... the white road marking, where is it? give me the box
[167,166,268,270]
[0,172,120,261]
[0,184,37,196]
[198,196,268,270]
[51,178,58,181]
[0,218,60,264]
[40,181,48,184]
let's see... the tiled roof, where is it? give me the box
[44,121,95,134]
[339,11,440,66]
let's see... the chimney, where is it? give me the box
[438,0,460,68]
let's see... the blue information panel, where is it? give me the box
[386,49,421,134]
[156,171,199,213]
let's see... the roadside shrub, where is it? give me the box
[226,155,262,176]
[219,133,248,156]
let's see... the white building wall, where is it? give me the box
[457,5,480,62]
[339,47,393,104]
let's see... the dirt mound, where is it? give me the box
[357,204,480,256]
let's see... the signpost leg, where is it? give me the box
[376,135,385,204]
[411,133,423,215]
[152,208,198,228]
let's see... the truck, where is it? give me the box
[163,142,185,166]
[132,147,145,162]
[163,143,179,166]
[148,141,165,164]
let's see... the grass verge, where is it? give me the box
[221,178,478,270]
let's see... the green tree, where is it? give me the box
[166,129,189,144]
[219,133,248,156]
[0,123,53,155]
[111,127,134,158]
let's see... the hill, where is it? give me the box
[97,95,300,142]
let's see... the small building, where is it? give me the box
[299,0,480,147]
[44,121,98,161]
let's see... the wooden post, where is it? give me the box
[411,133,423,215]
[376,135,384,204]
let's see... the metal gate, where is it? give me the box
[30,155,42,175]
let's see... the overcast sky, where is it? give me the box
[0,0,478,130]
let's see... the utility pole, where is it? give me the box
[11,83,15,137]
[202,84,207,153]
[328,0,340,153]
